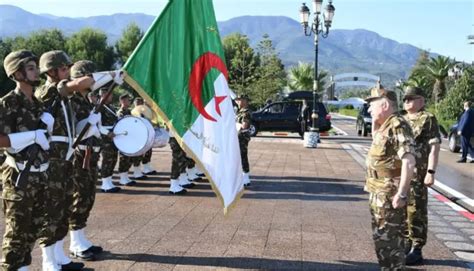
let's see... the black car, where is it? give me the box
[448,123,474,152]
[249,100,331,136]
[356,103,371,136]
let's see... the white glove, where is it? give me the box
[87,112,101,125]
[113,70,124,85]
[34,129,50,150]
[91,72,113,91]
[83,125,101,140]
[40,112,54,135]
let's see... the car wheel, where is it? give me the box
[249,124,257,137]
[357,122,362,136]
[362,125,368,137]
[448,133,460,152]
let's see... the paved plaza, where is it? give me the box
[1,136,472,270]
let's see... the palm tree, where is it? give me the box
[426,56,455,104]
[288,62,329,94]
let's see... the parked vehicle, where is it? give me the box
[250,98,331,137]
[356,103,371,136]
[448,123,474,152]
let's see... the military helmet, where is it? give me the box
[70,60,96,79]
[39,50,73,74]
[3,50,38,77]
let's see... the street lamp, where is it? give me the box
[299,1,335,148]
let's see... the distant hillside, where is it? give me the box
[0,5,434,85]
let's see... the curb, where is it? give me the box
[431,181,474,213]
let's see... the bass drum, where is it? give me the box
[113,116,155,156]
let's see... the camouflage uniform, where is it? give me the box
[35,80,76,242]
[169,137,189,179]
[69,92,101,231]
[0,89,53,270]
[365,114,416,270]
[236,107,252,173]
[403,110,441,249]
[117,107,133,173]
[99,104,118,178]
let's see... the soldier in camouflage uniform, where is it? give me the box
[235,95,252,187]
[67,60,122,261]
[115,94,138,184]
[0,50,56,271]
[36,50,94,270]
[98,88,127,192]
[365,87,417,270]
[168,133,194,194]
[402,86,441,265]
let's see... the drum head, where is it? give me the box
[113,116,154,156]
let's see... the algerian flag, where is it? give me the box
[123,0,244,213]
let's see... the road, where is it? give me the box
[330,113,474,212]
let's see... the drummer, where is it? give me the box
[116,93,137,185]
[130,97,157,179]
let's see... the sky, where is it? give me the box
[1,0,472,62]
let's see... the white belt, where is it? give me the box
[13,161,49,172]
[102,126,113,130]
[77,145,101,152]
[50,136,69,143]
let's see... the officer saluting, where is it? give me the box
[0,50,54,271]
[402,86,441,265]
[365,86,416,269]
[235,94,252,187]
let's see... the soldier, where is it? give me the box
[98,88,128,192]
[67,60,122,261]
[130,97,154,179]
[115,94,137,185]
[365,86,416,270]
[0,50,55,270]
[235,95,252,187]
[36,50,95,270]
[87,92,99,105]
[402,86,441,265]
[168,131,194,194]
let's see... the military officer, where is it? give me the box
[235,95,252,187]
[0,50,55,271]
[36,50,95,270]
[67,60,122,261]
[365,86,416,270]
[402,86,441,265]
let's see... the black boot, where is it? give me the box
[406,248,423,265]
[404,240,412,255]
[61,261,85,270]
[70,249,95,261]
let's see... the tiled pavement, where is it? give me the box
[1,136,471,270]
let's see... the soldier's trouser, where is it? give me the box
[48,159,74,242]
[100,141,118,178]
[169,138,188,179]
[406,179,428,249]
[1,167,52,271]
[238,134,250,173]
[369,192,406,270]
[118,153,131,173]
[132,155,142,167]
[69,149,99,231]
[142,149,152,164]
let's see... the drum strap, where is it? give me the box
[104,105,117,117]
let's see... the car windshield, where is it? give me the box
[361,104,370,117]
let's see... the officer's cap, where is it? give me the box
[120,93,131,100]
[365,86,397,103]
[402,86,424,101]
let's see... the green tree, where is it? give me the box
[426,55,455,104]
[17,29,67,57]
[116,22,144,65]
[438,67,474,123]
[249,34,286,105]
[288,62,328,95]
[222,33,258,96]
[406,50,435,101]
[66,28,115,70]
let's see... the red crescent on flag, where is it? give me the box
[188,52,229,122]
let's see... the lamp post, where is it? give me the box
[299,1,335,148]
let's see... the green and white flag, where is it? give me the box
[123,0,244,213]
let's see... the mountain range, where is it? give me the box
[0,5,431,86]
